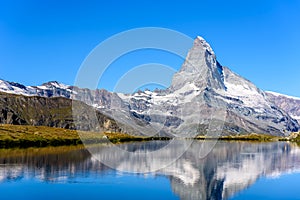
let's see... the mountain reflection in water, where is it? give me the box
[1,141,300,200]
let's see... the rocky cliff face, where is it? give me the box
[0,36,299,136]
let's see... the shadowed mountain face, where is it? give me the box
[1,141,300,200]
[0,36,299,135]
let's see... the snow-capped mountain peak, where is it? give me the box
[195,36,215,56]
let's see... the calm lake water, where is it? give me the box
[1,140,300,200]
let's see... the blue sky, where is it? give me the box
[0,0,300,96]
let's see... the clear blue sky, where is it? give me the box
[1,0,300,96]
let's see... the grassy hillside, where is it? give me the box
[1,124,299,148]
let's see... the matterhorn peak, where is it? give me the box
[194,36,215,57]
[170,36,225,91]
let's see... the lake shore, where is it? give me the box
[0,124,299,148]
[0,124,169,148]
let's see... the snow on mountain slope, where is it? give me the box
[221,67,268,109]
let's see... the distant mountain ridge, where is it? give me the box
[0,36,299,136]
[0,80,73,98]
[266,91,300,123]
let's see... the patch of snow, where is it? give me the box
[144,90,153,95]
[221,81,268,108]
[37,85,48,90]
[0,80,12,90]
[131,96,149,101]
[291,115,300,120]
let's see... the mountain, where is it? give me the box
[100,36,299,136]
[0,36,299,136]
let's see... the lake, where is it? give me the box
[1,140,300,200]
